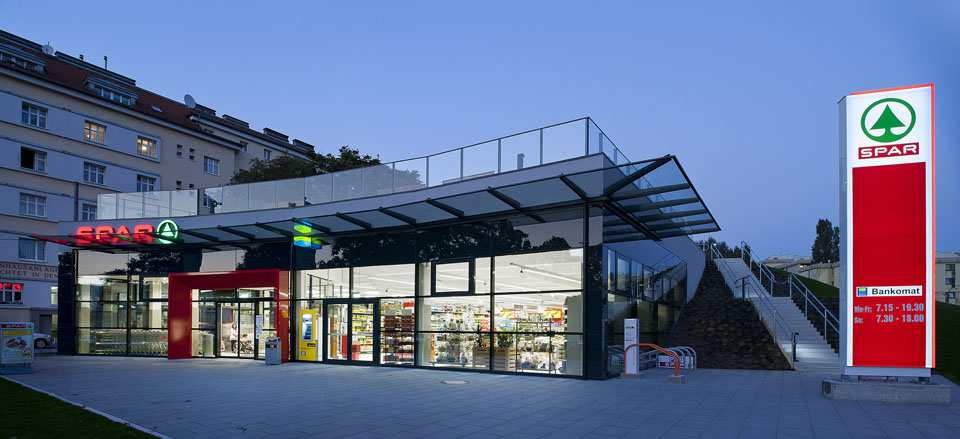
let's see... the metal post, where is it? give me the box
[459,148,464,181]
[539,128,544,166]
[792,333,798,362]
[497,139,502,173]
[426,156,431,187]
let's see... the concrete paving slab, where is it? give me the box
[6,356,960,438]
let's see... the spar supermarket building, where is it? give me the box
[41,118,717,379]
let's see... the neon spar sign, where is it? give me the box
[74,220,179,245]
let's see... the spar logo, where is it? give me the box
[861,98,915,142]
[75,219,178,245]
[855,286,922,297]
[858,98,919,160]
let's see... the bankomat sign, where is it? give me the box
[840,84,934,373]
[74,219,179,245]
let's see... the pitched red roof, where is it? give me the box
[0,30,312,155]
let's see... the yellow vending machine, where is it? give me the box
[298,310,318,361]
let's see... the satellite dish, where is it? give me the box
[184,94,196,109]
[41,44,55,56]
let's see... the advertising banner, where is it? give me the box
[1,322,34,365]
[840,84,934,373]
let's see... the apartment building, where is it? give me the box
[0,29,312,339]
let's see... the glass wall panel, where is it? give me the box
[616,256,631,295]
[418,296,490,332]
[361,163,394,197]
[141,277,168,299]
[129,329,167,356]
[298,268,349,299]
[333,168,362,201]
[393,158,426,192]
[494,249,582,293]
[77,251,129,276]
[353,264,415,298]
[499,130,539,172]
[433,261,470,294]
[544,119,587,164]
[420,332,489,369]
[221,184,249,213]
[462,140,498,180]
[304,173,333,204]
[76,329,127,355]
[76,275,128,301]
[427,150,461,187]
[130,302,166,328]
[77,301,127,328]
[192,330,216,358]
[380,299,415,365]
[493,292,581,333]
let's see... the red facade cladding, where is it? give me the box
[852,162,927,367]
[167,269,290,362]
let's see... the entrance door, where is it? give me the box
[216,301,258,359]
[323,300,378,364]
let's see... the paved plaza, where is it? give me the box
[6,356,960,438]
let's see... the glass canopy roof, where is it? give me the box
[37,156,718,250]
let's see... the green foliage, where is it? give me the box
[0,379,154,438]
[230,146,381,184]
[769,267,839,299]
[935,301,960,385]
[697,236,743,258]
[811,218,839,263]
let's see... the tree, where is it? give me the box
[230,146,382,184]
[811,218,839,263]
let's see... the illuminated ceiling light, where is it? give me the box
[508,263,580,284]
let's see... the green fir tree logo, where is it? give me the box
[860,98,915,143]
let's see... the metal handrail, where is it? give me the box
[740,240,775,293]
[623,343,682,377]
[788,273,840,337]
[711,246,798,363]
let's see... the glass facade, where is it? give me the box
[69,207,689,379]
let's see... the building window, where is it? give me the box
[263,150,272,160]
[203,156,220,176]
[92,85,135,106]
[84,121,107,144]
[18,238,45,261]
[19,193,46,217]
[0,283,22,304]
[137,175,156,192]
[83,162,105,184]
[137,137,157,158]
[81,204,97,220]
[240,141,248,152]
[20,147,46,172]
[947,264,956,272]
[947,278,954,286]
[21,102,47,128]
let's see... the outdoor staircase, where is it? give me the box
[715,257,839,372]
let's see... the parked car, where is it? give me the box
[33,333,55,349]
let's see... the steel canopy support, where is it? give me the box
[217,226,256,241]
[425,199,464,218]
[486,188,545,223]
[335,213,372,230]
[602,155,672,197]
[378,208,417,225]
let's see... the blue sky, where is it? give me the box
[2,1,957,257]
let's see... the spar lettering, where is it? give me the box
[858,142,919,160]
[75,225,154,244]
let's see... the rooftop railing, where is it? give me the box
[97,117,633,220]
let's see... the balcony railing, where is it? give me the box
[97,117,632,220]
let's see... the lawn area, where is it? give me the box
[936,301,960,385]
[0,377,155,439]
[769,267,839,299]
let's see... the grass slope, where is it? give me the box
[0,378,154,439]
[768,268,960,385]
[936,301,960,384]
[768,267,838,299]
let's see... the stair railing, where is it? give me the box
[788,274,840,344]
[740,240,775,293]
[710,245,798,363]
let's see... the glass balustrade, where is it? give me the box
[97,118,632,219]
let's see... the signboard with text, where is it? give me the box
[840,84,934,374]
[1,322,34,365]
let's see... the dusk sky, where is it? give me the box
[3,1,957,258]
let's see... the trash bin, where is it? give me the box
[201,333,214,358]
[264,337,281,365]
